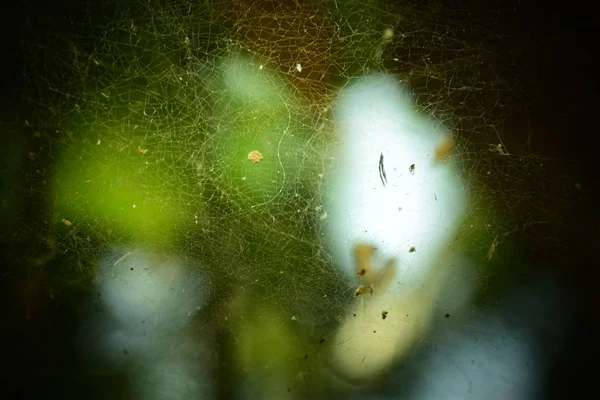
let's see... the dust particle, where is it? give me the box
[248,150,264,163]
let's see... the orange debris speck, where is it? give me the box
[435,136,453,162]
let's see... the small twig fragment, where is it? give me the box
[485,236,499,261]
[113,251,133,266]
[379,153,387,187]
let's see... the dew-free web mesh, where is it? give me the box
[11,0,572,395]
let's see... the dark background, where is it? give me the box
[1,0,596,398]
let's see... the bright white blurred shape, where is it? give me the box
[77,247,211,399]
[325,74,469,381]
[408,314,538,400]
[370,280,568,400]
[97,249,202,331]
[327,74,467,283]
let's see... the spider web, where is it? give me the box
[9,0,575,396]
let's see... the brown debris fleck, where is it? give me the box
[354,284,374,297]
